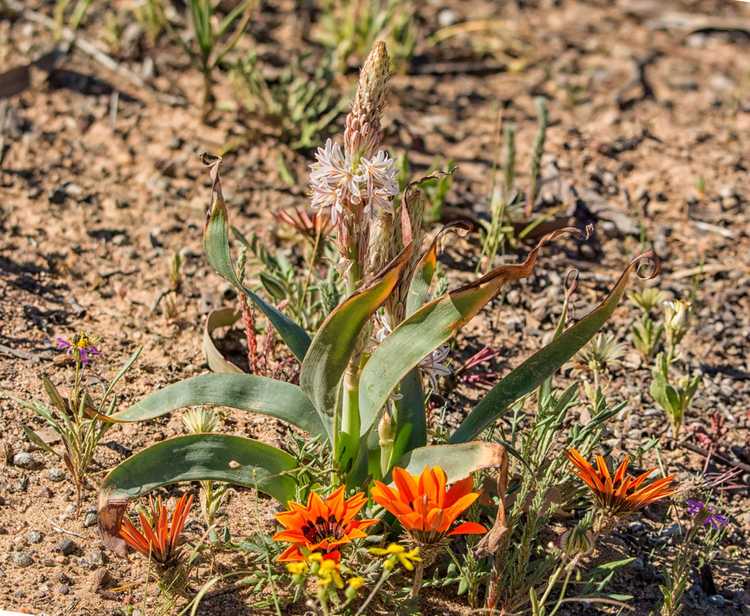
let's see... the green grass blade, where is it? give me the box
[106,373,329,439]
[451,252,656,443]
[102,346,143,405]
[204,163,311,361]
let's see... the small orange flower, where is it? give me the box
[274,207,333,243]
[119,494,193,564]
[371,466,487,543]
[566,448,676,515]
[273,486,377,562]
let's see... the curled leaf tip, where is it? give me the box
[564,268,579,299]
[631,250,660,280]
[97,490,129,558]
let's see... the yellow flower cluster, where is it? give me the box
[369,543,421,571]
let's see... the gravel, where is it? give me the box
[12,452,41,470]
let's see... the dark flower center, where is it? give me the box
[301,514,346,543]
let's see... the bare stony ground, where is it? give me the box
[0,0,749,614]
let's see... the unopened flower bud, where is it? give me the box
[663,299,690,347]
[560,525,595,556]
[345,42,391,159]
[378,410,395,447]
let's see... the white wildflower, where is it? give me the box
[359,150,399,214]
[309,139,361,223]
[420,345,451,391]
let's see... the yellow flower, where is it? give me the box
[369,543,421,571]
[345,575,366,600]
[286,561,308,576]
[317,558,344,589]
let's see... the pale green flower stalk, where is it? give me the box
[182,408,226,527]
[308,42,397,466]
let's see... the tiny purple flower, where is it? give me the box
[56,333,101,366]
[686,498,728,529]
[78,345,100,366]
[686,499,704,517]
[56,337,72,351]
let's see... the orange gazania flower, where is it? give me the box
[566,448,676,515]
[371,466,487,543]
[119,493,193,565]
[273,486,377,563]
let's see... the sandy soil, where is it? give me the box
[0,0,749,614]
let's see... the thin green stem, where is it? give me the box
[410,560,425,599]
[354,569,391,616]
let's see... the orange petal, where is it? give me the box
[392,467,418,504]
[426,507,447,533]
[445,476,474,507]
[277,544,304,562]
[433,467,447,508]
[566,448,592,472]
[326,486,346,520]
[275,511,306,529]
[272,529,306,543]
[442,492,479,527]
[613,456,629,486]
[421,467,440,507]
[447,521,487,536]
[397,511,424,531]
[308,491,326,520]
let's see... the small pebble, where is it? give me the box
[48,186,67,204]
[13,552,33,567]
[26,530,42,544]
[58,539,78,556]
[83,511,98,528]
[437,8,458,27]
[12,452,40,470]
[48,468,66,482]
[87,548,105,568]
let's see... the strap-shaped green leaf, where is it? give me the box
[358,229,575,437]
[203,308,244,374]
[388,369,426,472]
[98,434,298,555]
[396,441,506,483]
[204,164,311,361]
[405,235,437,317]
[405,223,468,317]
[451,252,656,443]
[300,243,414,418]
[105,373,329,438]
